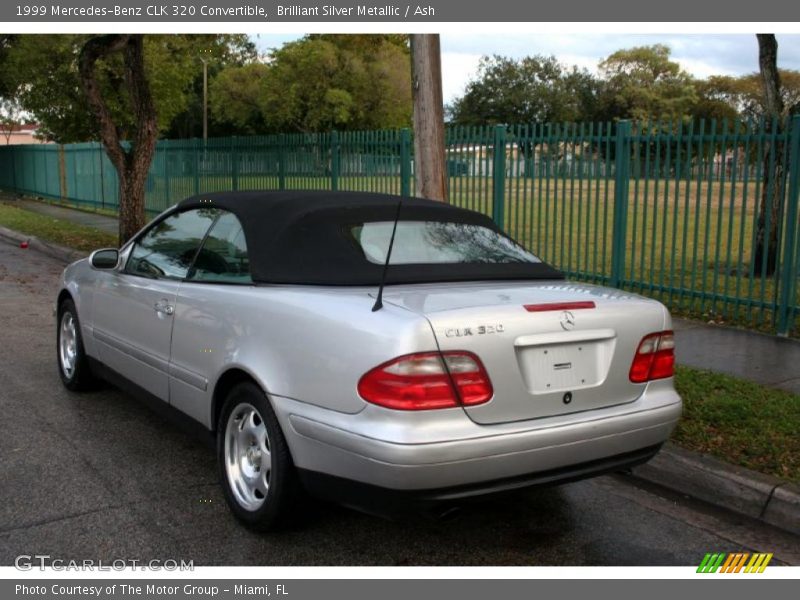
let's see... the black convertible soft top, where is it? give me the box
[177,191,564,285]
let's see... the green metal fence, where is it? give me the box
[1,117,799,336]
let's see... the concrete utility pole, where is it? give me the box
[410,34,447,202]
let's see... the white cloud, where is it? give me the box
[674,57,737,79]
[440,52,483,106]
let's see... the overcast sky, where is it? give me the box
[252,33,800,105]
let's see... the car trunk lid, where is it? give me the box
[382,281,667,424]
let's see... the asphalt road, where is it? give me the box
[0,239,798,567]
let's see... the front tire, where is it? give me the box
[57,298,97,391]
[217,382,299,530]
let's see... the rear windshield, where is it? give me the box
[347,221,542,265]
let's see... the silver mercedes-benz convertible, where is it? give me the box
[56,191,681,529]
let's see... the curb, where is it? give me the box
[631,442,800,536]
[0,225,85,264]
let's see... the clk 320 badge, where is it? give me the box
[445,324,505,337]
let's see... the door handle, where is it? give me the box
[154,300,174,316]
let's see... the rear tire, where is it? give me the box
[217,381,300,530]
[57,298,97,391]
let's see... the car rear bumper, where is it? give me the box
[296,443,663,516]
[272,381,682,495]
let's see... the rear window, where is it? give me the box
[347,221,541,265]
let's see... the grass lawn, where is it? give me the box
[673,366,800,483]
[0,203,117,252]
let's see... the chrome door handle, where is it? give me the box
[154,300,174,316]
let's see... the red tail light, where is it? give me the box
[629,331,675,383]
[357,351,493,410]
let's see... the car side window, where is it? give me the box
[126,209,220,279]
[187,211,252,284]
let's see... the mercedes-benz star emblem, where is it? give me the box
[560,310,576,331]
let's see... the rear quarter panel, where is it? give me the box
[169,284,437,429]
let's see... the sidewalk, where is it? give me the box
[1,195,118,235]
[674,318,800,394]
[4,194,800,394]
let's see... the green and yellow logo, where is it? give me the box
[697,552,773,573]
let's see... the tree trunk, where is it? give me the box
[117,164,149,242]
[410,34,447,202]
[79,34,158,244]
[753,34,785,277]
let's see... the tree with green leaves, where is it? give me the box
[0,95,23,144]
[209,35,412,134]
[689,77,742,125]
[0,36,22,145]
[163,35,256,139]
[3,34,253,242]
[596,44,697,122]
[208,62,270,134]
[79,34,158,243]
[448,55,598,126]
[3,34,254,143]
[694,70,800,122]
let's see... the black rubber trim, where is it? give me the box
[297,443,663,517]
[87,357,215,448]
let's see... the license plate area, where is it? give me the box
[514,329,616,395]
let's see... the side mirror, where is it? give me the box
[90,248,120,270]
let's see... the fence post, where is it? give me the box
[492,125,507,228]
[231,137,239,191]
[163,141,171,207]
[98,143,106,209]
[400,128,411,196]
[10,146,17,191]
[69,147,80,204]
[610,120,632,288]
[193,139,200,196]
[58,145,67,203]
[278,134,286,191]
[777,115,800,336]
[330,131,340,191]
